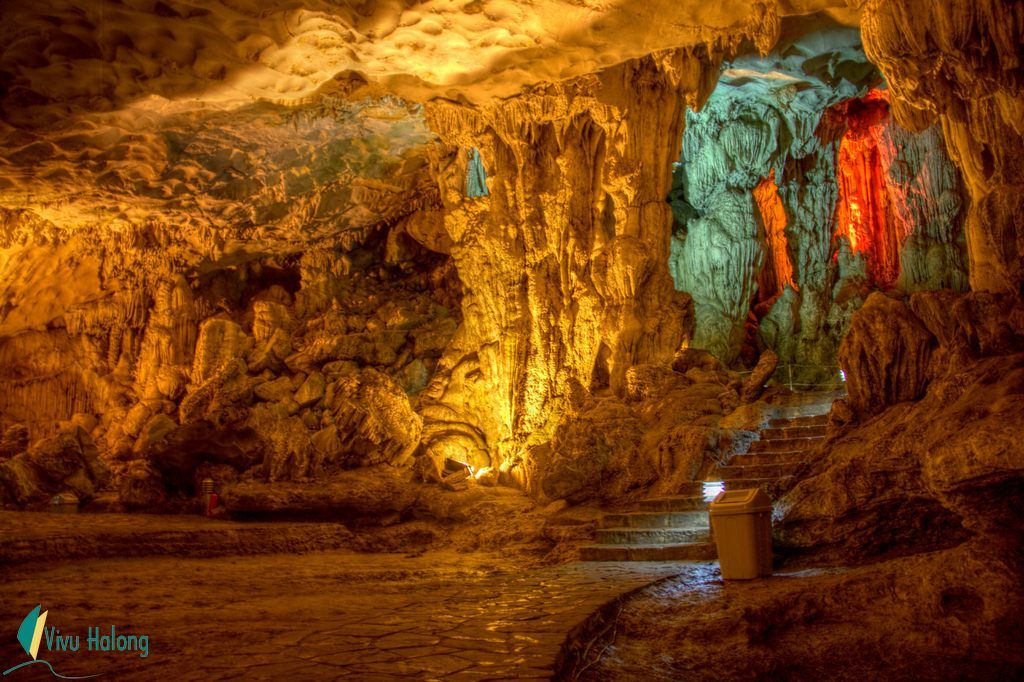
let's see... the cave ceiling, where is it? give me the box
[0,1,856,252]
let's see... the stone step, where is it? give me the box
[769,414,829,429]
[579,542,716,562]
[724,476,796,497]
[594,527,710,545]
[717,462,806,479]
[760,424,827,440]
[638,496,706,513]
[749,436,824,453]
[728,451,809,466]
[662,481,704,496]
[601,511,708,529]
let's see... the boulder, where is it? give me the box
[838,293,935,418]
[248,328,292,373]
[741,349,779,402]
[322,368,423,468]
[654,424,718,492]
[412,452,444,484]
[154,366,188,401]
[246,404,317,482]
[398,359,430,394]
[296,330,408,367]
[294,371,326,407]
[0,425,106,508]
[192,318,252,384]
[132,414,178,455]
[123,402,154,438]
[671,347,722,374]
[412,318,458,358]
[254,376,293,402]
[117,459,167,510]
[951,293,1024,357]
[0,424,29,460]
[683,366,728,385]
[533,396,650,503]
[624,364,686,402]
[251,300,294,342]
[310,425,343,466]
[221,466,419,521]
[376,301,427,329]
[179,358,250,425]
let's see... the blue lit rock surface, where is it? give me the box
[669,21,968,377]
[670,23,875,368]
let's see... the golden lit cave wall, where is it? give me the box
[417,48,724,475]
[0,332,95,438]
[861,0,1024,295]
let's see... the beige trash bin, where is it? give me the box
[709,488,772,579]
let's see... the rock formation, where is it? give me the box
[0,0,1018,590]
[779,288,1024,559]
[861,0,1024,295]
[670,21,968,377]
[417,48,724,482]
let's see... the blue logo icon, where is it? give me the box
[4,605,101,679]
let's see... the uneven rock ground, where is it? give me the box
[0,512,684,681]
[571,546,1024,682]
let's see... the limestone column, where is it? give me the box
[418,49,722,472]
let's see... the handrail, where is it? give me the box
[735,363,846,391]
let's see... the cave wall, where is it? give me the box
[860,0,1024,295]
[0,94,473,508]
[418,48,726,478]
[0,0,1020,514]
[669,23,968,379]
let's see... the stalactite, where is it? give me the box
[753,170,795,304]
[420,47,719,471]
[465,148,489,198]
[0,332,95,438]
[831,89,967,291]
[861,0,1024,294]
[833,90,905,288]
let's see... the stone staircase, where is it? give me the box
[580,391,843,561]
[579,482,715,561]
[717,390,841,499]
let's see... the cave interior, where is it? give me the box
[0,1,1022,679]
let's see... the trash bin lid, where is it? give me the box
[709,488,771,515]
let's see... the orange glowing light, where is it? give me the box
[753,170,796,299]
[831,89,912,288]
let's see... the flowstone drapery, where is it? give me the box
[861,0,1024,295]
[669,23,968,379]
[418,49,725,478]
